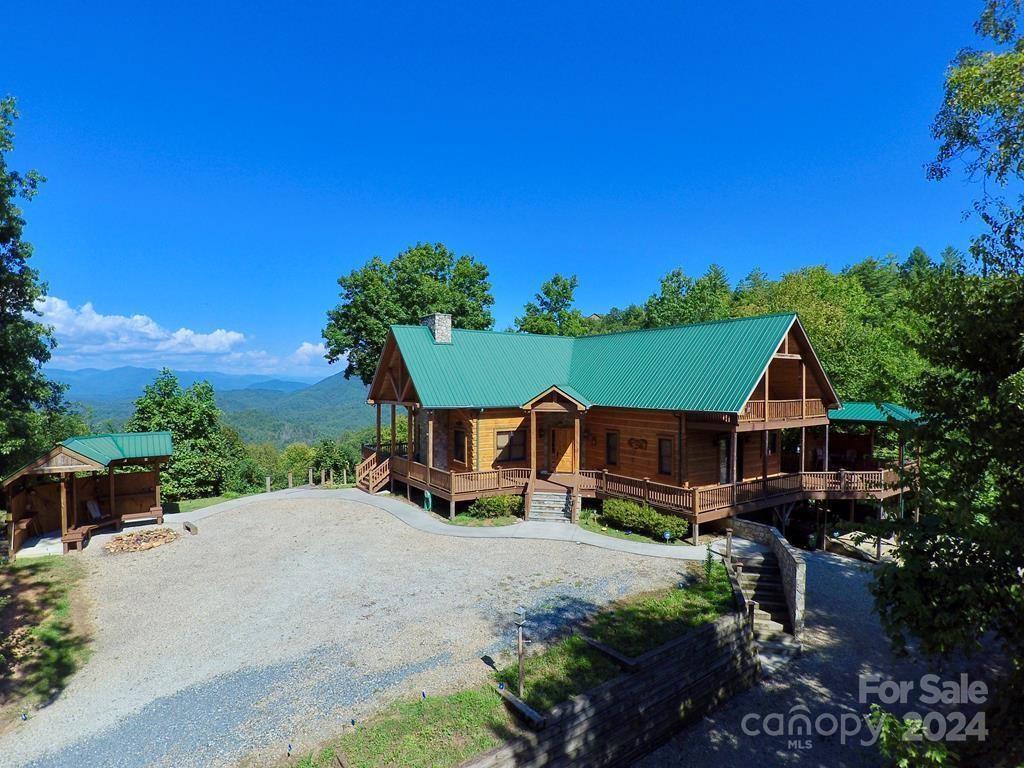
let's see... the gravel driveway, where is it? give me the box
[3,496,685,768]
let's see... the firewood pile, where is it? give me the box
[104,527,180,554]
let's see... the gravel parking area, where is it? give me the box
[3,496,686,768]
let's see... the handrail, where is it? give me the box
[738,399,829,422]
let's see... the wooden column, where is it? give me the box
[375,403,382,454]
[529,409,537,478]
[60,474,69,537]
[427,410,434,469]
[824,424,830,471]
[153,462,162,508]
[678,413,688,486]
[730,429,738,485]
[109,466,116,520]
[762,430,769,479]
[801,361,806,418]
[898,437,905,466]
[573,411,580,473]
[390,404,397,456]
[800,426,807,472]
[407,406,414,459]
[764,365,770,423]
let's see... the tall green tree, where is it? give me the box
[516,273,588,336]
[125,370,233,500]
[0,97,70,476]
[323,243,494,384]
[870,3,1024,762]
[643,264,732,328]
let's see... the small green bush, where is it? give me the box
[467,495,524,519]
[601,498,689,541]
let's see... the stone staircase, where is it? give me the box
[736,551,801,675]
[528,491,572,522]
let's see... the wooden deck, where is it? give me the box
[358,451,916,525]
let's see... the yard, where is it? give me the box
[0,556,90,733]
[0,492,685,768]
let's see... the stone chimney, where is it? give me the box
[421,312,452,344]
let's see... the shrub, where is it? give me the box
[601,498,689,541]
[467,495,524,519]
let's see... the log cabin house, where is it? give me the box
[357,312,917,542]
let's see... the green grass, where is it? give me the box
[584,563,733,656]
[294,687,515,768]
[578,510,686,546]
[449,514,520,527]
[494,634,620,711]
[162,493,244,515]
[1,556,90,712]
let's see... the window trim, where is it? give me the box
[657,435,674,477]
[606,430,619,467]
[495,429,526,462]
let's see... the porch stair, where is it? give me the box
[528,491,572,523]
[355,453,390,494]
[735,551,802,676]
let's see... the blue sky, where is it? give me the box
[7,1,983,378]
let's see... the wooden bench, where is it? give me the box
[120,505,164,525]
[62,516,121,554]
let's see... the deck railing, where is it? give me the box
[739,399,828,422]
[374,455,917,518]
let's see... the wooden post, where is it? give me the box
[725,527,733,560]
[266,476,272,493]
[601,468,608,491]
[60,474,69,538]
[329,468,334,485]
[801,361,806,418]
[762,430,768,479]
[375,403,382,454]
[308,467,314,485]
[390,404,397,456]
[320,468,326,485]
[800,426,806,473]
[643,477,650,504]
[747,600,758,629]
[153,461,161,509]
[573,412,580,473]
[427,410,434,469]
[730,430,738,485]
[764,364,770,423]
[529,409,537,479]
[449,495,455,520]
[679,413,688,486]
[109,466,116,521]
[342,468,347,485]
[288,472,293,488]
[824,424,830,471]
[691,518,699,546]
[407,406,415,460]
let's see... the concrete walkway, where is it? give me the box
[151,486,716,560]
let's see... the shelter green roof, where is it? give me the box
[390,313,825,413]
[60,431,174,465]
[828,402,920,425]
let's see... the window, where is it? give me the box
[768,431,778,455]
[496,429,526,462]
[453,427,467,464]
[606,431,619,466]
[658,437,673,476]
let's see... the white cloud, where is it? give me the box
[291,341,327,366]
[35,296,333,378]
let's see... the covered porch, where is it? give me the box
[2,432,173,557]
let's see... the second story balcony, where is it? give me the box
[739,398,828,422]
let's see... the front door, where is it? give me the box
[550,427,575,473]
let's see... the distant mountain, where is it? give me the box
[47,366,374,445]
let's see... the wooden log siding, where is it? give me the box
[583,407,680,481]
[460,613,759,768]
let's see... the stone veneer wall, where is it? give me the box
[731,518,806,638]
[460,612,760,768]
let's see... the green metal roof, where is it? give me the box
[61,431,174,466]
[391,313,804,413]
[828,402,920,425]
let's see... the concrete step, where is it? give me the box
[752,617,786,633]
[754,627,792,642]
